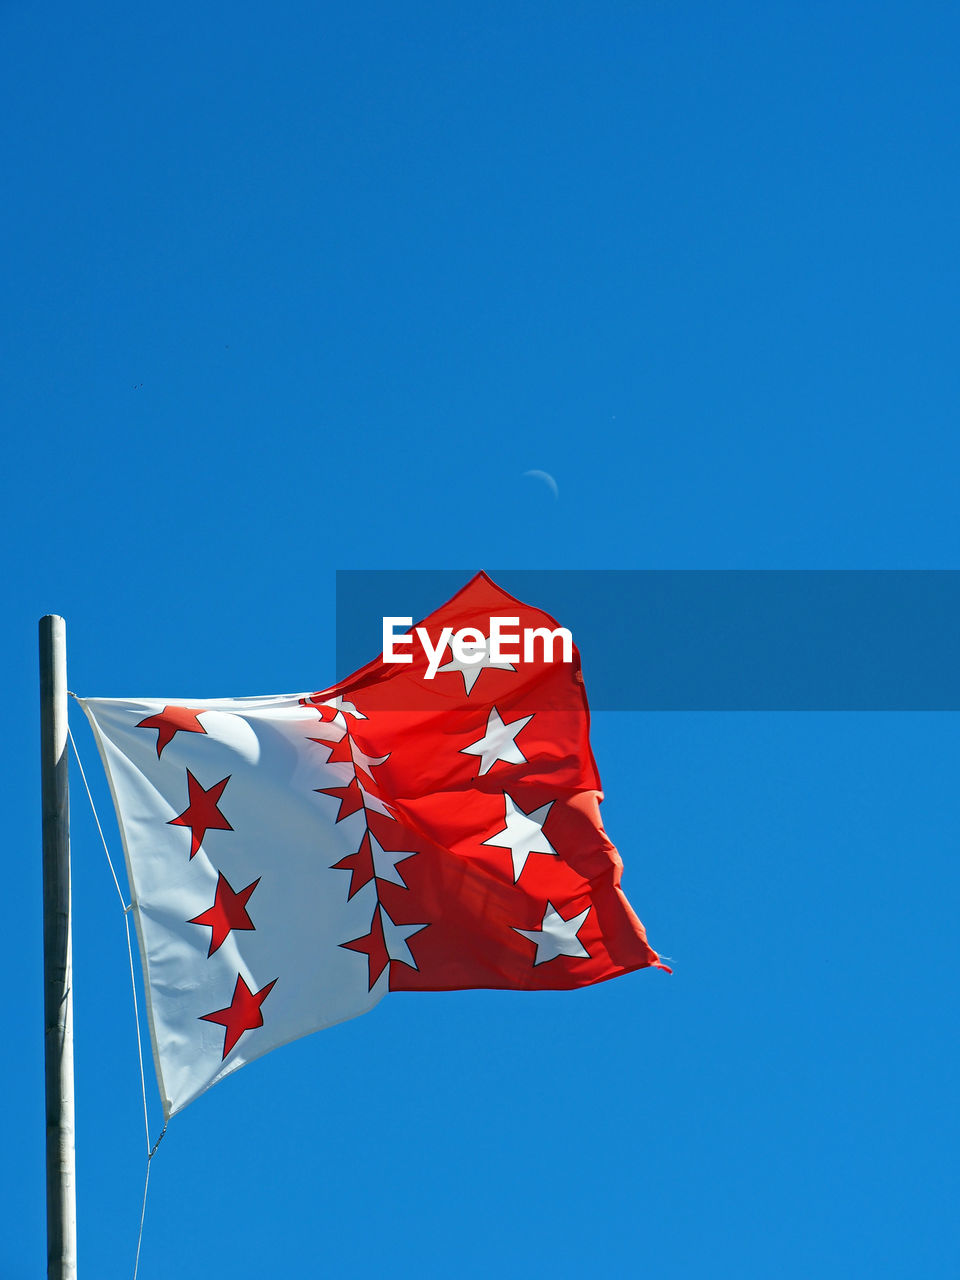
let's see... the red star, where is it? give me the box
[341,905,390,990]
[188,872,260,956]
[300,695,338,719]
[168,770,233,858]
[332,831,375,899]
[316,775,364,822]
[137,705,208,758]
[200,973,277,1059]
[307,733,354,764]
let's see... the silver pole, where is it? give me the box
[40,615,77,1279]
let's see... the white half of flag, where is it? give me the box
[82,693,384,1118]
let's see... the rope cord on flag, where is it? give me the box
[66,714,128,913]
[66,708,168,1279]
[132,1121,166,1280]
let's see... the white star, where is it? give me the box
[350,739,390,778]
[461,707,533,776]
[482,792,557,882]
[321,695,366,721]
[358,780,394,819]
[379,905,428,968]
[369,832,416,888]
[436,635,515,695]
[514,901,591,966]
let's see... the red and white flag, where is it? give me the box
[81,573,667,1117]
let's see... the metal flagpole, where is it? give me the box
[40,615,78,1279]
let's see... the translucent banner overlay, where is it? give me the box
[336,570,960,710]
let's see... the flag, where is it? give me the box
[81,573,667,1117]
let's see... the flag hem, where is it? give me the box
[75,696,177,1121]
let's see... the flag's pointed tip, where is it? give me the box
[652,959,673,975]
[464,568,497,592]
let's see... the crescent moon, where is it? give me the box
[522,469,559,500]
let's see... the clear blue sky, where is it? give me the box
[3,3,959,1276]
